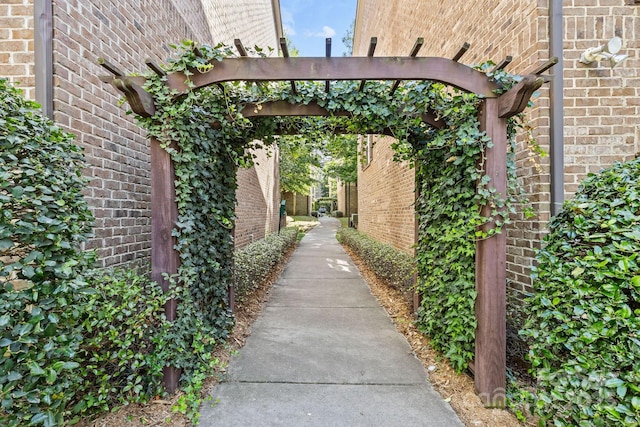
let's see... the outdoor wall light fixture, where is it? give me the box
[579,36,629,68]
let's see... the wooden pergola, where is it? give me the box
[101,37,556,407]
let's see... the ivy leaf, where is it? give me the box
[29,362,46,376]
[571,267,585,277]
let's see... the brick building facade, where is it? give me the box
[0,0,34,98]
[281,191,312,216]
[353,0,640,302]
[358,135,415,254]
[336,180,357,219]
[1,0,283,268]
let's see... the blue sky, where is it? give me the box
[280,0,357,57]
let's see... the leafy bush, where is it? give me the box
[0,79,95,426]
[336,227,414,294]
[332,210,344,218]
[72,269,167,417]
[520,157,640,426]
[152,278,222,423]
[233,227,298,298]
[0,79,225,426]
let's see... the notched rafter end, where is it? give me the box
[98,57,124,77]
[452,42,470,62]
[145,59,166,77]
[235,39,248,57]
[492,56,513,72]
[410,37,424,57]
[279,37,290,58]
[498,74,544,118]
[112,76,156,118]
[367,37,378,57]
[530,57,559,75]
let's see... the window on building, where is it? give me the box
[361,134,374,169]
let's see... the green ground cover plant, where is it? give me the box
[0,80,221,426]
[0,78,95,426]
[408,67,535,372]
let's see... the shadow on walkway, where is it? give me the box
[199,217,463,426]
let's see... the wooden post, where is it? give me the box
[413,160,422,313]
[229,226,236,313]
[475,99,507,407]
[151,137,180,393]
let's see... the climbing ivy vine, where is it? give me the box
[405,69,533,371]
[134,40,536,384]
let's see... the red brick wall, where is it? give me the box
[201,0,281,49]
[357,135,416,255]
[49,1,217,268]
[336,181,357,217]
[235,146,281,248]
[562,1,640,193]
[354,0,640,301]
[354,1,549,300]
[0,0,34,98]
[354,2,549,276]
[281,192,311,216]
[2,0,282,269]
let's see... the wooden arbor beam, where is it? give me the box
[112,76,155,118]
[165,57,500,98]
[150,138,180,393]
[498,74,544,118]
[474,73,544,407]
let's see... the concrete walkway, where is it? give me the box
[199,217,463,426]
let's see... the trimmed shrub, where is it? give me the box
[233,227,298,299]
[332,210,344,218]
[336,227,414,294]
[520,157,640,426]
[0,79,95,426]
[0,79,191,425]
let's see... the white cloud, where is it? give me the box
[304,25,336,38]
[283,24,296,36]
[281,8,296,36]
[321,26,336,37]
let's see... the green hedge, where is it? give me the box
[521,157,640,426]
[0,80,217,426]
[0,79,95,426]
[336,227,414,294]
[233,227,298,299]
